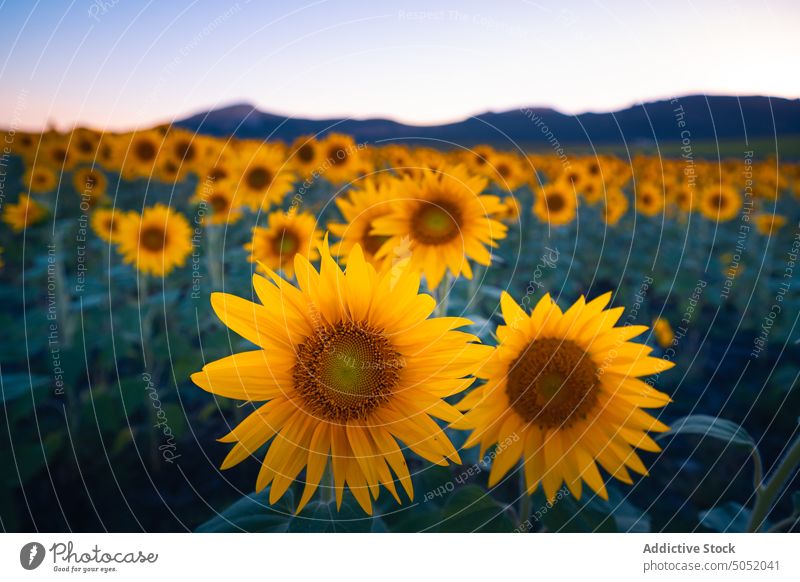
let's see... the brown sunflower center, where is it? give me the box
[497,163,511,178]
[175,140,195,162]
[246,166,273,190]
[294,321,403,421]
[411,200,462,245]
[297,143,315,163]
[140,226,168,252]
[709,194,725,210]
[208,167,228,181]
[134,140,157,162]
[271,228,299,261]
[77,138,94,154]
[505,338,599,429]
[362,232,390,256]
[327,145,348,166]
[209,193,229,214]
[546,193,566,213]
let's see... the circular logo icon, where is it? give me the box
[20,542,46,570]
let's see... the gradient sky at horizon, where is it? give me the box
[1,0,798,131]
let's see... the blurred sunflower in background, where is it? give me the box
[116,204,192,276]
[24,165,58,194]
[245,209,322,278]
[456,292,673,502]
[68,128,101,163]
[91,208,125,244]
[122,130,162,179]
[191,241,491,514]
[698,183,742,222]
[534,181,577,226]
[2,194,47,231]
[236,144,295,210]
[289,135,321,176]
[371,166,507,289]
[329,178,395,267]
[320,133,362,184]
[193,183,243,226]
[72,167,108,202]
[635,183,665,217]
[602,188,629,226]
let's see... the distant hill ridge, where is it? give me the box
[176,95,800,148]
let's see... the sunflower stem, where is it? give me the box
[205,222,222,291]
[518,469,532,530]
[747,432,800,532]
[435,272,452,317]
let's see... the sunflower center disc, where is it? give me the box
[546,193,566,212]
[362,232,390,256]
[135,140,157,162]
[294,321,403,422]
[209,193,229,214]
[140,226,167,251]
[411,200,462,244]
[327,146,348,166]
[246,166,273,190]
[297,144,314,163]
[505,338,599,429]
[271,229,299,260]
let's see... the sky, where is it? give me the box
[0,0,798,131]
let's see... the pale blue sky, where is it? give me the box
[1,0,798,130]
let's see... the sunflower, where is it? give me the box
[320,133,362,184]
[494,195,521,224]
[24,165,58,194]
[72,167,108,203]
[236,144,295,210]
[8,131,39,160]
[329,178,395,267]
[91,208,126,244]
[698,183,742,222]
[2,194,47,232]
[245,210,322,278]
[533,181,577,226]
[464,144,496,175]
[41,134,76,170]
[455,292,673,502]
[116,204,192,276]
[122,131,162,179]
[635,183,665,217]
[489,152,528,191]
[754,213,787,235]
[69,128,101,163]
[371,165,507,289]
[193,181,243,225]
[289,136,321,176]
[191,240,490,514]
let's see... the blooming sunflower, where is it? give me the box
[116,204,192,276]
[24,165,58,194]
[193,181,243,225]
[289,135,321,176]
[236,144,295,210]
[69,128,101,163]
[455,292,673,502]
[91,208,126,244]
[245,210,322,278]
[488,152,528,191]
[533,181,577,226]
[190,240,490,514]
[41,135,76,170]
[122,131,162,179]
[2,194,47,231]
[320,133,362,184]
[72,167,108,203]
[698,183,742,222]
[329,178,396,267]
[371,166,507,289]
[635,183,665,217]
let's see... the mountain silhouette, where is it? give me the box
[176,95,800,149]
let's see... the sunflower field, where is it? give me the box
[1,126,799,533]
